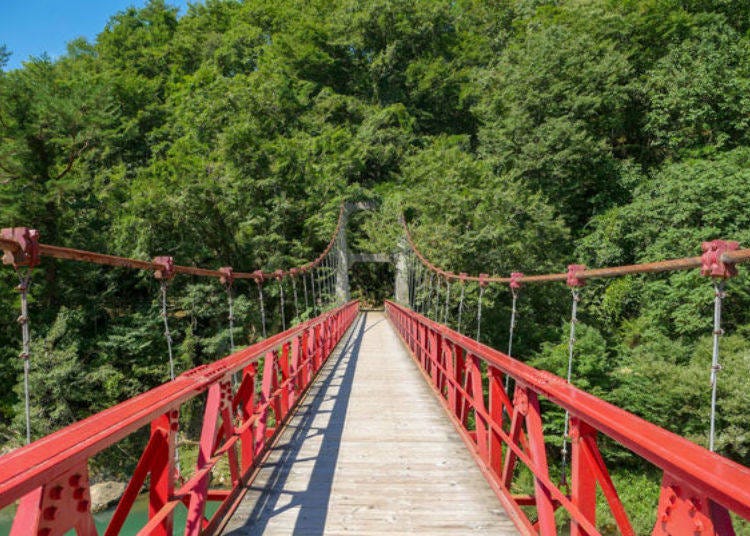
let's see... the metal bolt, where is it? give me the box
[42,506,57,521]
[73,487,85,500]
[49,486,63,500]
[37,529,51,536]
[77,499,89,513]
[68,474,81,487]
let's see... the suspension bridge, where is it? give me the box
[0,206,749,535]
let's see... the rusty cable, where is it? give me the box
[401,217,750,285]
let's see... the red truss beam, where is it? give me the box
[0,301,359,535]
[385,300,750,536]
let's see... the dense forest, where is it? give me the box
[2,0,750,531]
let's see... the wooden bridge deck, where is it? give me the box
[222,311,518,535]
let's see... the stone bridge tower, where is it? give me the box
[334,202,409,305]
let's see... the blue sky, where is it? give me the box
[1,1,192,70]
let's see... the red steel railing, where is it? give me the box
[0,300,359,535]
[385,300,750,536]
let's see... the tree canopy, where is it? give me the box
[2,1,749,530]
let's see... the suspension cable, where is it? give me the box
[505,272,523,393]
[326,255,333,304]
[560,264,585,488]
[310,268,317,316]
[457,275,466,333]
[302,269,309,313]
[331,253,338,303]
[443,276,451,325]
[476,275,488,342]
[16,271,32,444]
[434,273,441,319]
[277,272,286,332]
[159,281,176,381]
[319,258,326,307]
[220,268,235,353]
[699,240,739,452]
[414,264,424,313]
[226,283,235,352]
[416,263,425,313]
[709,281,725,452]
[328,254,335,305]
[255,277,267,339]
[291,272,300,321]
[426,272,434,318]
[408,250,416,310]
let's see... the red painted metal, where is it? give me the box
[701,240,739,279]
[0,301,358,535]
[0,227,40,268]
[566,264,586,287]
[385,300,750,536]
[218,266,234,285]
[152,256,175,280]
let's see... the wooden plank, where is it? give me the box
[222,312,518,535]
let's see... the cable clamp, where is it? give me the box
[567,264,586,287]
[1,228,40,268]
[219,266,234,286]
[701,240,739,279]
[153,256,175,280]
